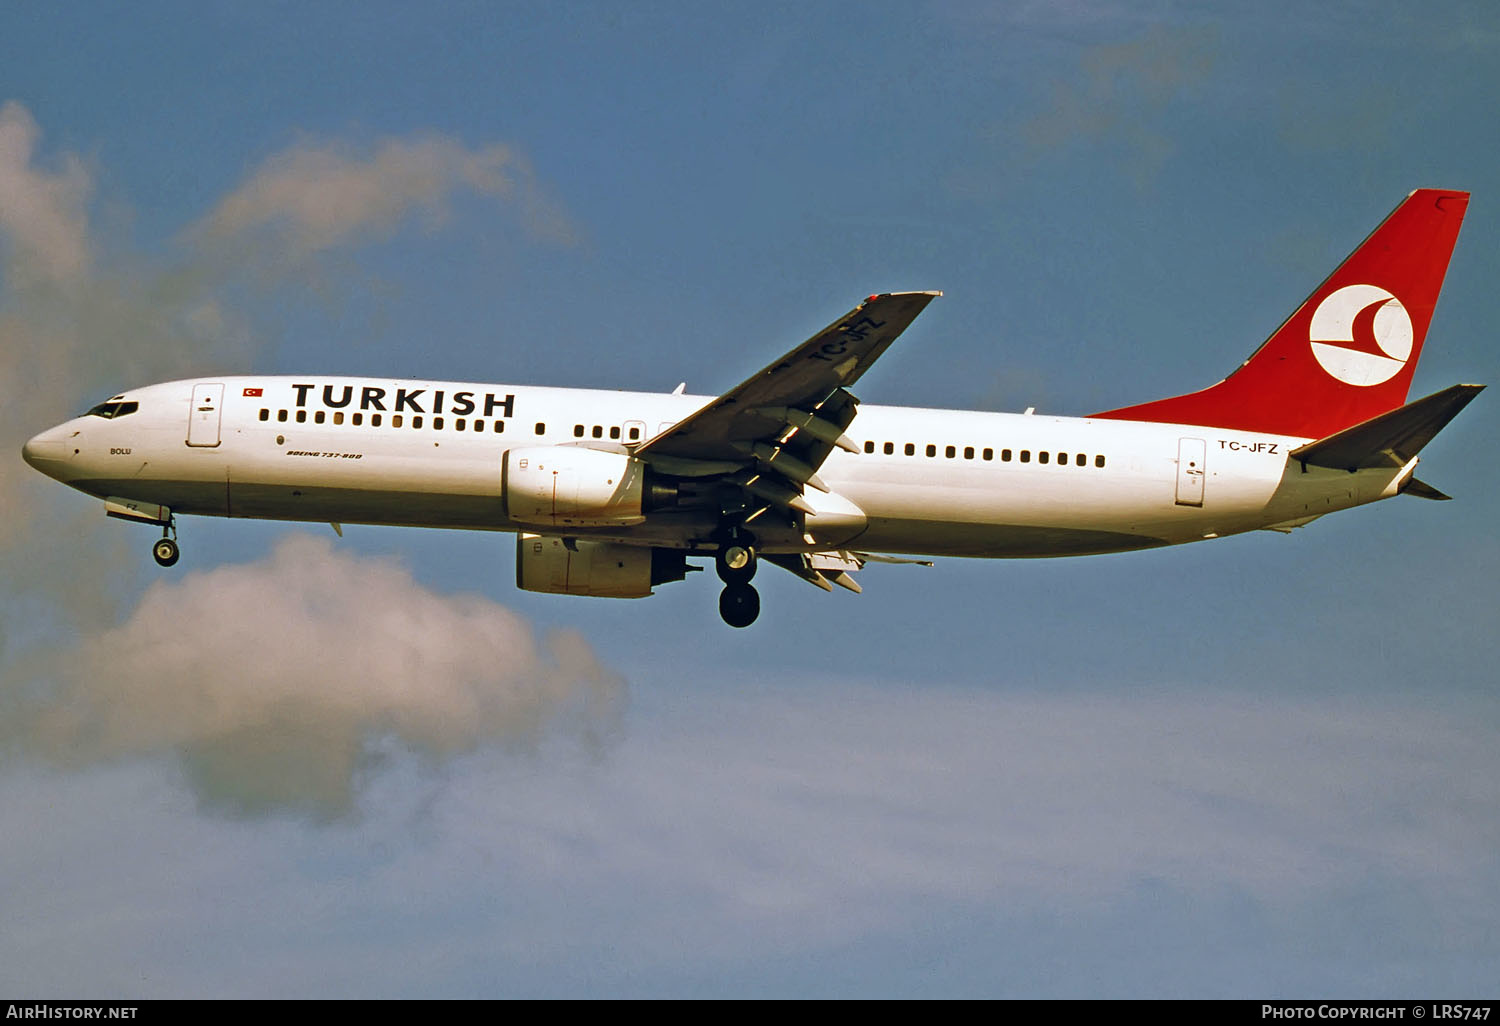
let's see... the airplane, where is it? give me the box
[21,189,1481,628]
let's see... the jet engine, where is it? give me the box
[504,446,671,527]
[515,533,691,598]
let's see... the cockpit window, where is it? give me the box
[85,401,139,419]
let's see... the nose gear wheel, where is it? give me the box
[152,516,180,567]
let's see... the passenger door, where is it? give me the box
[1175,436,1206,507]
[187,382,224,447]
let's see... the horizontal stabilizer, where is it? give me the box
[1400,477,1452,501]
[1289,384,1483,472]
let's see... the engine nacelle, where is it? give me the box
[503,446,648,527]
[515,534,690,598]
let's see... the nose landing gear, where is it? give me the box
[714,529,759,627]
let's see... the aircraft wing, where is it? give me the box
[635,291,941,466]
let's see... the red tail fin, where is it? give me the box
[1093,189,1469,438]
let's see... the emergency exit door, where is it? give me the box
[187,382,224,447]
[1175,437,1205,507]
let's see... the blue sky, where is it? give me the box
[2,1,1498,998]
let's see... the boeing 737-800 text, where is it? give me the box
[22,189,1481,626]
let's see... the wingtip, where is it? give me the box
[865,290,943,303]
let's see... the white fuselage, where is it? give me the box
[23,376,1413,558]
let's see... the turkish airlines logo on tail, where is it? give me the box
[1308,284,1413,387]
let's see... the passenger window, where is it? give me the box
[1057,452,1067,464]
[628,426,640,440]
[982,448,993,461]
[456,419,466,431]
[277,410,288,422]
[610,426,621,440]
[1076,453,1086,466]
[926,444,936,457]
[964,446,974,459]
[352,413,363,426]
[883,442,894,455]
[945,445,955,458]
[865,440,875,454]
[392,414,403,428]
[905,443,915,456]
[333,411,344,425]
[592,425,603,439]
[1095,455,1106,468]
[1001,449,1012,462]
[1020,450,1031,463]
[535,423,546,435]
[295,410,306,423]
[1039,451,1049,464]
[574,425,585,438]
[413,416,423,429]
[315,411,325,424]
[371,413,382,427]
[495,420,505,433]
[259,409,269,421]
[434,417,444,430]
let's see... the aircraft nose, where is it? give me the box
[21,427,71,475]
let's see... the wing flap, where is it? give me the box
[765,550,872,593]
[764,553,835,592]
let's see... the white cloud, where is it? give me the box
[0,101,614,830]
[3,534,624,820]
[0,97,581,638]
[0,101,92,286]
[192,135,579,259]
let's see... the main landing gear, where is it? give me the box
[714,531,759,628]
[152,517,180,567]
